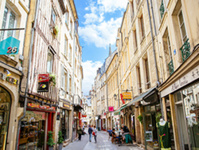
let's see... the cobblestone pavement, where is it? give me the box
[63,130,143,150]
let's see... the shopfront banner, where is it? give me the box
[38,74,49,92]
[122,92,132,100]
[0,37,20,55]
[82,115,87,117]
[108,106,114,112]
[27,103,55,111]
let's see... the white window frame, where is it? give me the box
[64,36,68,58]
[47,50,54,73]
[0,5,17,40]
[178,9,187,43]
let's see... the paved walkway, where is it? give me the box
[63,130,143,150]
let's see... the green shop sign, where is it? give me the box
[0,37,20,55]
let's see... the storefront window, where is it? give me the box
[182,83,199,149]
[19,111,46,150]
[0,87,11,149]
[61,110,69,140]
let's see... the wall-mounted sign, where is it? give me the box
[27,103,55,111]
[38,74,49,92]
[173,49,176,55]
[82,115,87,117]
[122,92,132,100]
[108,106,114,112]
[63,103,70,108]
[145,131,153,141]
[0,37,20,55]
[0,72,19,85]
[120,94,125,104]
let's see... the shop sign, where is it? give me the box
[121,92,132,100]
[82,115,87,117]
[161,65,199,97]
[27,103,55,111]
[37,74,49,92]
[0,37,20,55]
[63,103,70,108]
[145,131,153,141]
[0,72,19,85]
[120,94,125,104]
[108,106,114,112]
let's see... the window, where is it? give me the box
[0,6,16,41]
[51,8,56,24]
[69,75,72,94]
[131,2,134,19]
[140,15,145,39]
[133,29,138,50]
[68,46,72,64]
[136,65,142,93]
[144,58,150,89]
[70,20,73,34]
[65,9,69,25]
[47,51,53,73]
[178,10,187,43]
[64,37,68,57]
[167,34,172,60]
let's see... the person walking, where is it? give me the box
[88,125,93,142]
[93,126,97,143]
[77,126,83,141]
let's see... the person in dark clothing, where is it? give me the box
[121,124,132,143]
[77,126,83,140]
[88,125,93,142]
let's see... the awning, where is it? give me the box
[73,104,83,111]
[127,87,157,107]
[114,104,127,115]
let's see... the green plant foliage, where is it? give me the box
[156,112,162,122]
[137,115,143,124]
[57,131,64,144]
[49,74,56,86]
[47,131,55,147]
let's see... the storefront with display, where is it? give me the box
[159,47,199,150]
[18,95,57,150]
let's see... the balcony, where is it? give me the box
[180,39,191,62]
[168,59,174,75]
[160,0,165,19]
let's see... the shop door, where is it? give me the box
[130,115,136,142]
[143,112,158,150]
[176,103,190,150]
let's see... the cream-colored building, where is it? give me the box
[0,0,29,149]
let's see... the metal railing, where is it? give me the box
[160,0,165,19]
[180,38,190,62]
[168,59,174,75]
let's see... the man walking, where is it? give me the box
[88,125,93,142]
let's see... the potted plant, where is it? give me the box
[47,131,55,150]
[53,25,59,36]
[49,74,56,86]
[137,114,143,124]
[57,131,64,150]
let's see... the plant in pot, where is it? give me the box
[58,131,64,150]
[137,114,143,124]
[49,74,56,86]
[53,25,59,36]
[47,131,55,150]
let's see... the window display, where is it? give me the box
[0,87,11,150]
[19,111,46,150]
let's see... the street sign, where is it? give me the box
[0,37,20,55]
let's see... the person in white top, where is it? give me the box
[93,126,97,143]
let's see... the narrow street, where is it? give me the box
[63,130,143,150]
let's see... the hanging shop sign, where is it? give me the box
[0,37,20,55]
[82,115,87,117]
[0,72,19,85]
[122,92,132,100]
[27,103,55,111]
[37,74,49,92]
[120,94,125,104]
[108,106,114,112]
[63,103,70,108]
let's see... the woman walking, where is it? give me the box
[93,126,97,143]
[77,126,83,141]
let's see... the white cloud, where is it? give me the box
[79,0,128,48]
[82,60,102,95]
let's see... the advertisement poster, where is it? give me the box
[38,74,49,92]
[145,131,153,141]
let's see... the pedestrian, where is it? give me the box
[88,125,93,142]
[77,126,83,140]
[93,126,97,143]
[121,124,132,143]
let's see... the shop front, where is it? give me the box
[73,104,83,140]
[101,113,106,131]
[18,102,56,150]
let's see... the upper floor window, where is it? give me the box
[0,6,16,41]
[65,9,69,25]
[131,1,134,19]
[140,14,145,39]
[51,8,56,25]
[47,50,54,73]
[133,29,138,50]
[178,10,187,43]
[64,36,68,58]
[70,20,73,34]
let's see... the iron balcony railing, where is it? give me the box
[160,0,165,19]
[168,59,174,75]
[180,38,191,62]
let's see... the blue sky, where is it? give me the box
[74,0,128,95]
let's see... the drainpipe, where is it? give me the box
[15,0,40,149]
[146,0,160,86]
[150,0,157,36]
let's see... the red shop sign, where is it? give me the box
[108,106,114,112]
[28,103,55,111]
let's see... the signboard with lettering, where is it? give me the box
[0,37,20,55]
[63,103,70,108]
[38,74,49,92]
[161,65,199,97]
[108,106,114,112]
[27,103,55,111]
[0,72,19,85]
[122,92,132,100]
